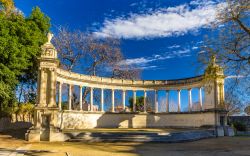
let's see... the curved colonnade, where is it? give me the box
[57,68,204,113]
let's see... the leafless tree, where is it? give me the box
[53,27,140,108]
[198,0,250,110]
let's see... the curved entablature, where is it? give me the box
[56,68,204,90]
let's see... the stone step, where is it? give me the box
[67,130,215,143]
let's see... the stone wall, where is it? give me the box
[228,116,250,130]
[57,111,219,129]
[0,117,32,132]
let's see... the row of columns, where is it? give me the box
[58,82,203,113]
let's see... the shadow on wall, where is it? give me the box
[96,113,170,128]
[96,113,135,128]
[0,117,32,140]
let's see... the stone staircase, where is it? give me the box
[66,129,215,143]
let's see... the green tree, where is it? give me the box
[129,96,145,112]
[0,6,50,116]
[0,0,15,14]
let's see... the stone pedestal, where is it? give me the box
[216,126,225,137]
[25,127,68,142]
[25,107,66,142]
[224,126,235,136]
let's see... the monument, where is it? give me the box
[26,33,229,142]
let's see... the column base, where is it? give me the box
[25,127,69,142]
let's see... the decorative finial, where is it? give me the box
[47,32,53,43]
[211,55,216,65]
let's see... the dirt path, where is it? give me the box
[0,131,250,156]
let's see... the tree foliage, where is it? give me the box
[0,0,15,14]
[0,5,50,114]
[128,96,153,112]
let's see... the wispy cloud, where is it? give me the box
[226,75,246,79]
[94,1,225,39]
[119,48,192,70]
[192,46,199,50]
[168,44,181,49]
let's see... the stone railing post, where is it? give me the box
[122,90,126,111]
[144,90,147,112]
[199,87,203,110]
[133,90,136,112]
[166,90,169,113]
[68,84,72,110]
[177,89,181,112]
[58,82,62,111]
[111,89,115,112]
[101,88,104,112]
[188,88,192,112]
[79,86,83,111]
[90,87,93,112]
[155,90,158,113]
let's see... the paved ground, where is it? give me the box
[0,129,250,156]
[62,128,199,133]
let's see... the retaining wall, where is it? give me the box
[57,111,219,129]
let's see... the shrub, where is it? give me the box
[232,121,247,131]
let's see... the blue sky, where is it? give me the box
[15,0,225,110]
[15,0,223,80]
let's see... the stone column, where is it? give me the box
[38,68,46,106]
[166,90,169,113]
[122,90,126,111]
[79,86,83,111]
[199,87,203,110]
[177,89,181,112]
[133,90,137,112]
[68,84,72,110]
[58,82,62,111]
[101,88,104,112]
[111,89,115,112]
[48,69,57,107]
[90,87,93,111]
[144,90,147,112]
[188,88,192,112]
[155,90,158,113]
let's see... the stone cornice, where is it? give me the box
[56,68,204,90]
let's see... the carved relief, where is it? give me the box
[204,80,213,94]
[42,48,55,57]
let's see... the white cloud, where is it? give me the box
[94,1,225,39]
[226,75,246,79]
[119,48,191,70]
[190,0,216,6]
[175,49,190,54]
[192,46,199,50]
[168,44,181,49]
[119,57,154,66]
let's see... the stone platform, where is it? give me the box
[64,128,215,143]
